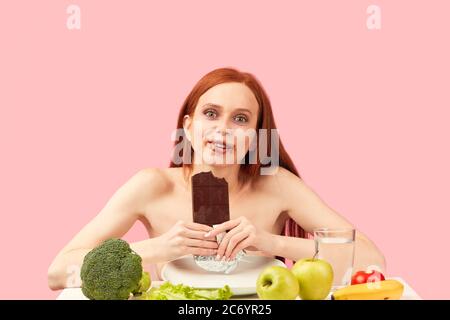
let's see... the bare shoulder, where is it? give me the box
[274,167,320,200]
[274,167,304,186]
[252,167,320,214]
[252,166,304,193]
[136,168,173,189]
[128,167,175,200]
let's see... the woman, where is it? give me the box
[48,67,385,290]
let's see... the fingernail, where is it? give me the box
[221,256,226,262]
[215,254,220,261]
[204,232,211,237]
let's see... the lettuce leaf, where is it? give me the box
[136,282,232,300]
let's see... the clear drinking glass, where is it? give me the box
[313,228,356,291]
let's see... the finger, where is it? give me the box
[183,229,218,241]
[224,231,249,258]
[216,227,243,258]
[205,219,241,238]
[184,222,214,232]
[229,237,253,259]
[184,238,219,249]
[187,247,218,256]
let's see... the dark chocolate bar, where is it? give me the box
[191,171,230,226]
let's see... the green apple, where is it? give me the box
[132,271,151,295]
[256,266,299,300]
[291,258,333,300]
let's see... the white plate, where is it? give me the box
[161,255,286,296]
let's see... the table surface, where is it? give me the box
[57,277,421,300]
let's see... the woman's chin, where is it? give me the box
[202,152,236,166]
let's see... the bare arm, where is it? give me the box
[47,168,166,290]
[270,168,386,272]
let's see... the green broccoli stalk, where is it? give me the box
[80,238,145,300]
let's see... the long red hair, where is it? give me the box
[170,67,307,261]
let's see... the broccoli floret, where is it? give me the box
[80,238,144,300]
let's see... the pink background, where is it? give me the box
[0,0,449,299]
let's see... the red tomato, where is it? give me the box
[351,270,385,285]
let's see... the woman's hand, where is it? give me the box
[154,220,219,262]
[205,216,271,261]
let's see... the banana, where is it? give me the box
[331,280,404,300]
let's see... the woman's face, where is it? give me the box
[184,82,259,166]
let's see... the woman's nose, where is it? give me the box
[214,119,229,135]
[212,123,235,143]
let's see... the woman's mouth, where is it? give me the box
[206,140,234,154]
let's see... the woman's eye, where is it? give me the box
[204,110,217,119]
[234,115,248,123]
